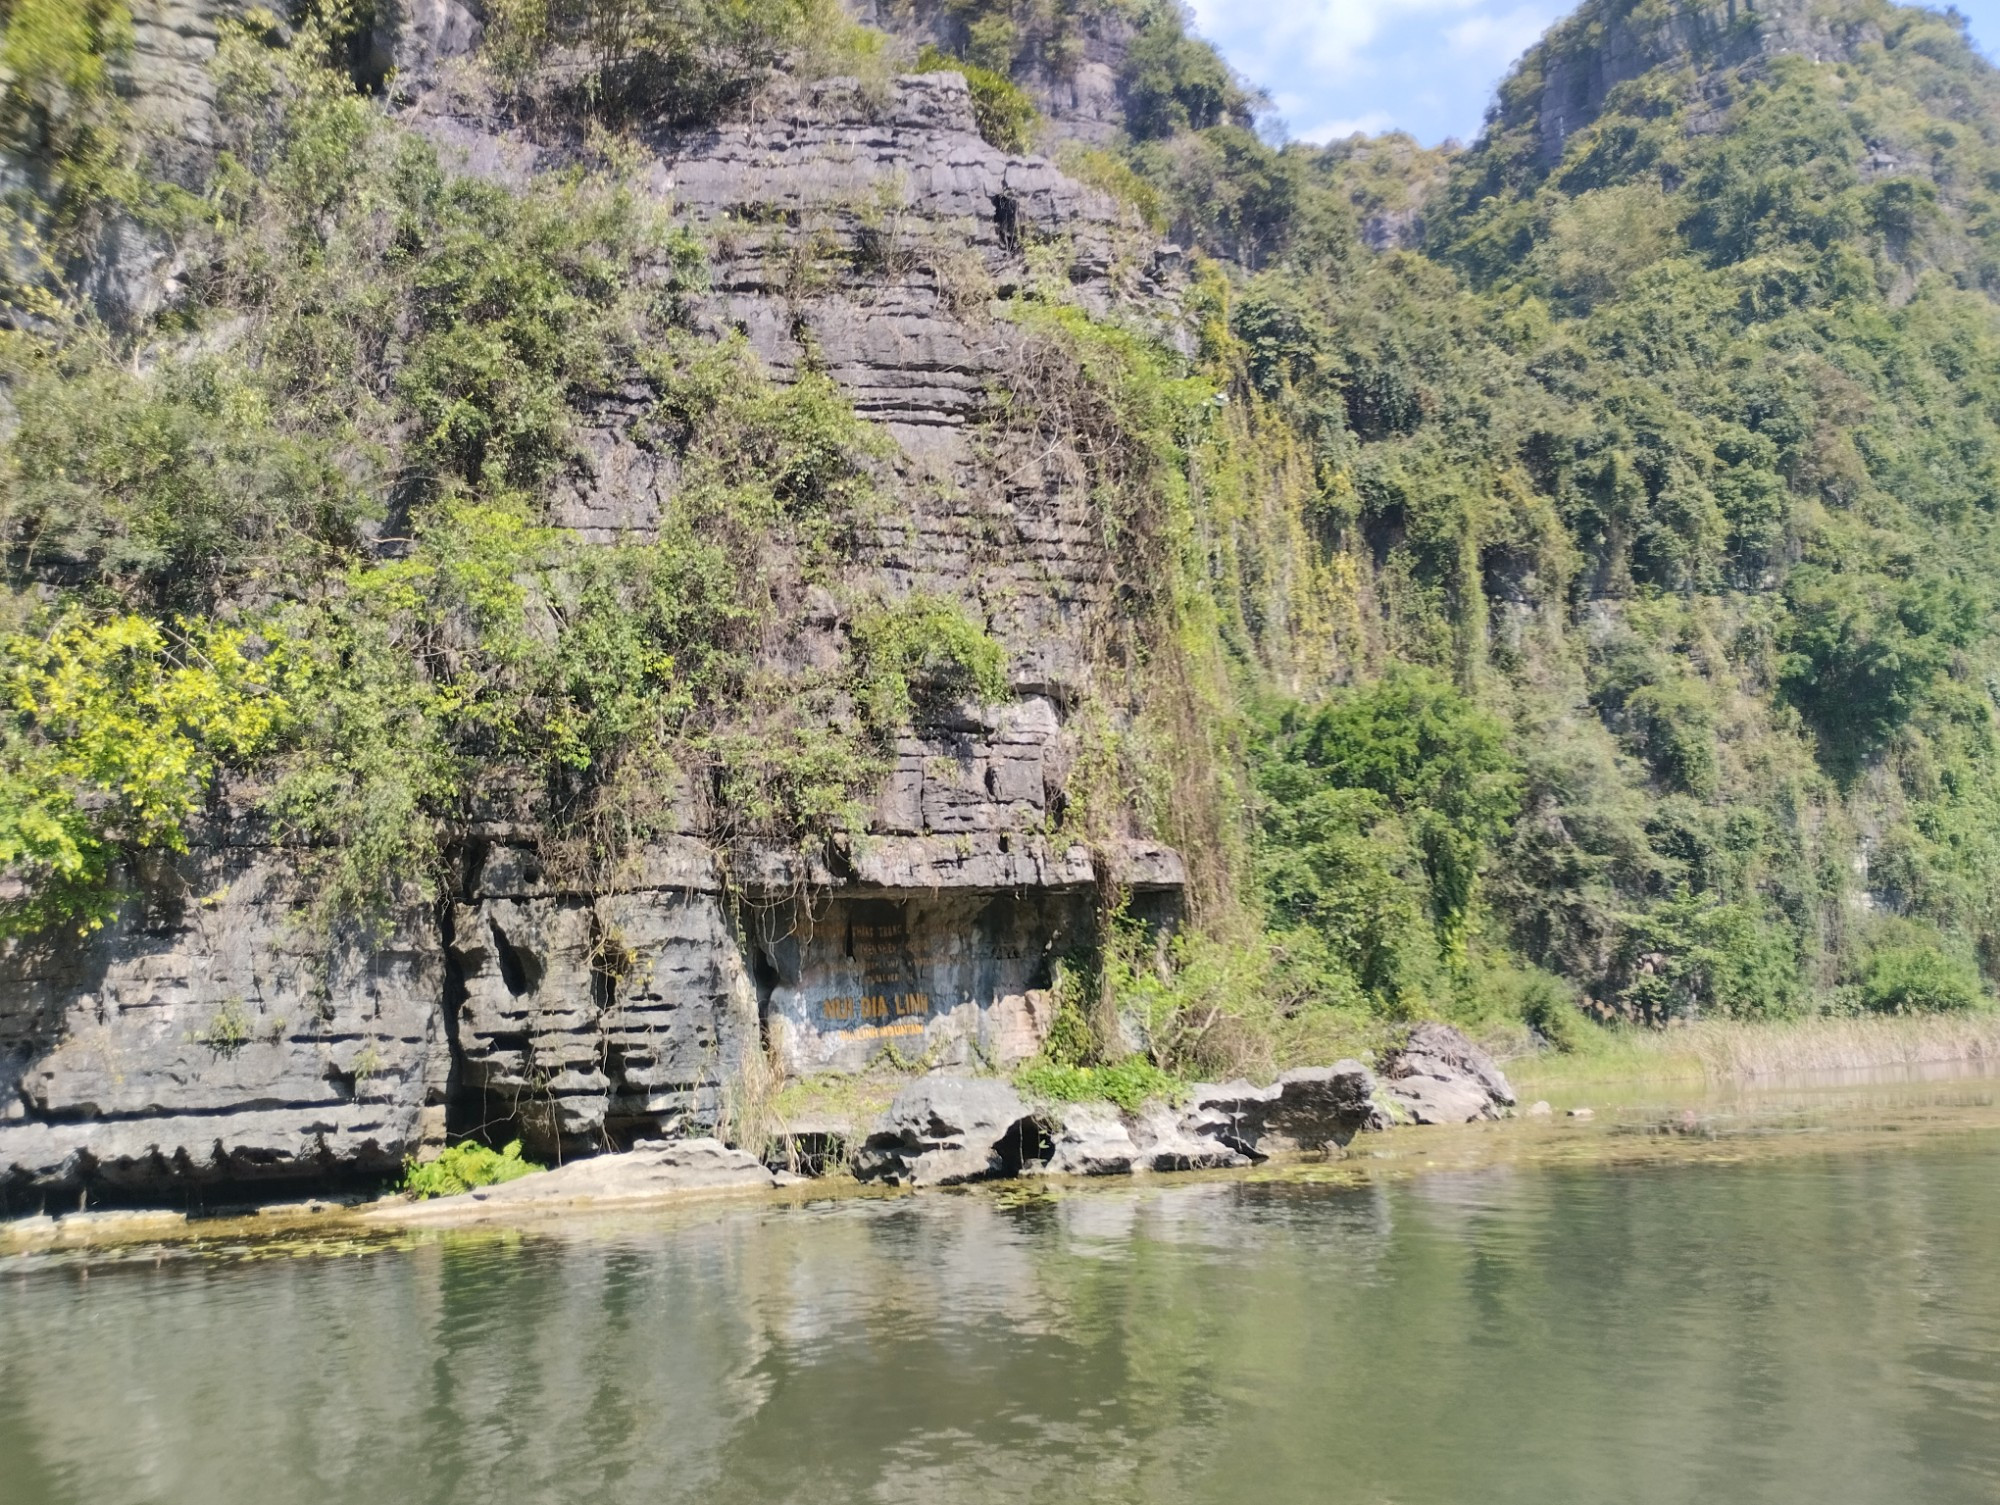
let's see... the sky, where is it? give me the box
[1185,0,2000,146]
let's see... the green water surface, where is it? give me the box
[6,1084,2000,1504]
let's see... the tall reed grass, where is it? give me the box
[1515,1013,2000,1089]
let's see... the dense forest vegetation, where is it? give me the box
[7,0,2000,1085]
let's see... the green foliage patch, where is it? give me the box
[1015,1056,1183,1113]
[914,44,1038,152]
[0,613,289,934]
[401,1139,543,1199]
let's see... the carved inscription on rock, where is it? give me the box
[764,893,1091,1071]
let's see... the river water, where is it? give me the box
[7,1077,2000,1504]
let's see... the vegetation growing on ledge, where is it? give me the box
[401,1139,543,1199]
[914,44,1039,152]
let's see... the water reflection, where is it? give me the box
[7,1136,2000,1503]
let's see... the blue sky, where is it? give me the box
[1185,1,2000,146]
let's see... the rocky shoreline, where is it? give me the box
[17,1045,2000,1254]
[361,1025,1517,1225]
[0,1026,1516,1239]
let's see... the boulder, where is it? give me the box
[1380,1024,1516,1125]
[371,1138,778,1222]
[852,1076,1044,1187]
[1043,1108,1139,1176]
[1178,1060,1384,1158]
[1129,1106,1253,1172]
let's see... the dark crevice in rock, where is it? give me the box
[489,917,539,998]
[750,946,780,1055]
[993,192,1022,253]
[28,1097,373,1126]
[439,899,476,1141]
[995,1114,1054,1177]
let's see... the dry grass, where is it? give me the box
[1515,1012,2000,1091]
[1676,1014,2000,1078]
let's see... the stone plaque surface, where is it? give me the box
[758,893,1094,1072]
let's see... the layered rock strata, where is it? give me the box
[1,33,1192,1201]
[0,834,443,1204]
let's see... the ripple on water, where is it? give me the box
[6,1082,2000,1504]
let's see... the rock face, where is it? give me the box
[1380,1024,1516,1125]
[1518,0,1885,166]
[1035,1035,1514,1180]
[119,0,267,180]
[379,61,1191,1158]
[1,19,1197,1200]
[373,1136,780,1222]
[1178,1063,1386,1157]
[851,1075,1044,1186]
[1040,1102,1251,1175]
[446,839,761,1156]
[1043,1107,1139,1176]
[856,0,1142,146]
[0,838,444,1207]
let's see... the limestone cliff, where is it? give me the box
[1499,0,1888,165]
[0,2,1191,1203]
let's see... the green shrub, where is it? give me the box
[1856,927,1985,1015]
[1027,949,1100,1067]
[914,45,1037,153]
[1614,889,1803,1023]
[1257,670,1521,998]
[1480,962,1596,1053]
[1056,144,1165,229]
[1015,1057,1184,1114]
[1778,566,1979,777]
[401,1139,542,1199]
[0,337,371,611]
[483,0,836,120]
[1119,1,1247,140]
[849,593,1009,734]
[0,612,290,935]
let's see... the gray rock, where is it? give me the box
[374,1138,777,1222]
[852,1075,1042,1186]
[1043,1107,1138,1176]
[1,14,1198,1202]
[1178,1060,1384,1158]
[370,0,484,86]
[1380,1025,1516,1125]
[1527,1100,1553,1118]
[1129,1106,1252,1172]
[0,843,445,1202]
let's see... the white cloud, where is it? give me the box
[1446,4,1565,60]
[1294,109,1399,144]
[1188,0,1490,81]
[1184,0,1567,143]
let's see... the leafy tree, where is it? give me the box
[1258,672,1521,1010]
[0,613,289,933]
[1778,565,1980,776]
[1120,0,1247,140]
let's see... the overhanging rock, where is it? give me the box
[445,830,1185,1160]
